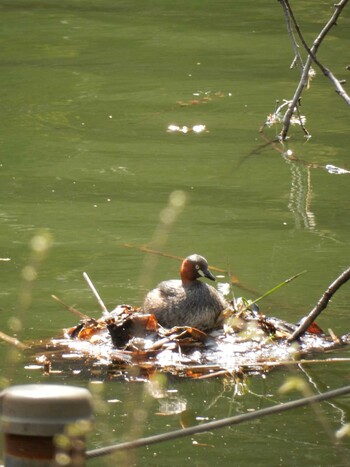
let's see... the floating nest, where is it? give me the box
[32,297,350,382]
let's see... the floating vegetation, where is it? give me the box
[176,90,229,107]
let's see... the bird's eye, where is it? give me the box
[195,265,200,270]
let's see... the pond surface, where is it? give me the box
[1,1,350,465]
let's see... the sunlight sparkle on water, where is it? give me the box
[167,124,206,134]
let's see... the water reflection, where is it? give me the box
[287,162,316,230]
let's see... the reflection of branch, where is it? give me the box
[288,267,350,342]
[305,167,316,229]
[288,163,316,230]
[259,127,350,175]
[279,0,350,140]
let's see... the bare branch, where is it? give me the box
[285,0,350,104]
[288,267,350,342]
[0,330,28,350]
[279,0,350,140]
[51,294,91,320]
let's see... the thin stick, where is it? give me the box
[0,331,28,350]
[240,270,306,313]
[123,243,260,296]
[243,357,350,369]
[83,272,109,315]
[279,0,303,69]
[51,295,91,320]
[124,243,184,264]
[195,370,231,379]
[288,266,350,342]
[86,384,350,458]
[183,357,350,374]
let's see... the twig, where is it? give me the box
[247,357,350,369]
[288,266,350,342]
[295,103,310,138]
[323,67,350,104]
[122,243,260,296]
[86,384,350,458]
[0,331,28,350]
[279,0,350,140]
[194,369,231,379]
[51,294,91,320]
[184,357,350,373]
[240,270,306,313]
[124,243,184,264]
[83,272,109,315]
[279,0,303,69]
[124,243,231,273]
[285,0,350,105]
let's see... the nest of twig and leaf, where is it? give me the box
[32,266,350,382]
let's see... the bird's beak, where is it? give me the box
[201,268,216,281]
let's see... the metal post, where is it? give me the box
[0,384,93,466]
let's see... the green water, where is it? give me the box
[1,1,350,465]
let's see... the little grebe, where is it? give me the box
[143,254,228,330]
